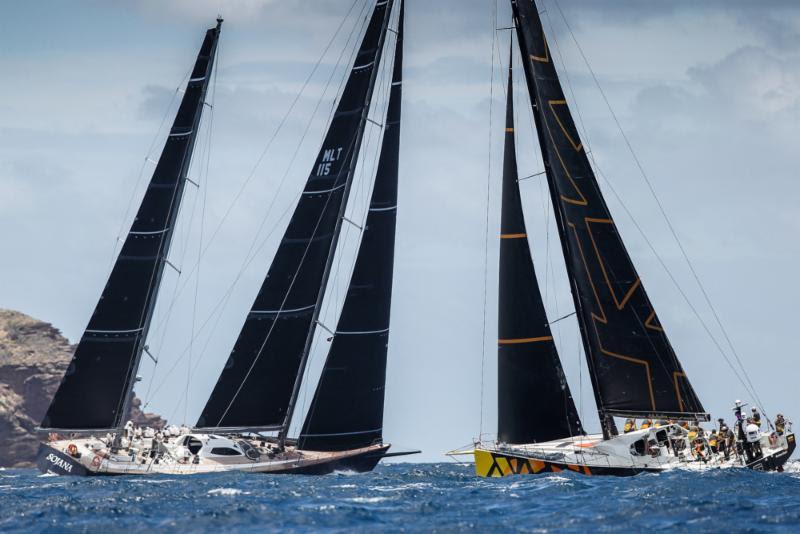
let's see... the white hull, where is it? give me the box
[37,433,389,476]
[472,425,795,477]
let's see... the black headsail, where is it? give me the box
[197,0,395,433]
[497,53,583,444]
[41,20,222,431]
[298,1,403,452]
[511,0,706,432]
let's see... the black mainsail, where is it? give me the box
[512,0,706,431]
[298,2,403,452]
[497,55,583,444]
[197,0,395,432]
[41,20,222,431]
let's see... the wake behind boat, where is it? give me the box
[450,0,795,477]
[36,0,418,476]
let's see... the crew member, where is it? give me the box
[745,420,762,461]
[623,419,636,433]
[708,430,719,454]
[775,414,787,435]
[693,438,707,463]
[640,418,653,430]
[751,407,762,429]
[717,419,733,460]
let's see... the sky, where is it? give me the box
[1,0,799,462]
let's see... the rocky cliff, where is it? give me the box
[0,309,165,467]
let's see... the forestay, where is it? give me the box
[197,0,395,432]
[299,1,404,452]
[497,54,584,444]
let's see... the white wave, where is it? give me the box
[332,469,363,476]
[348,496,389,504]
[136,479,177,485]
[371,482,432,492]
[333,484,357,489]
[207,487,249,496]
[37,473,58,478]
[782,461,800,473]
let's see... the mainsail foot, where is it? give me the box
[473,425,796,478]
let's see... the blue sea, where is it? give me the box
[2,462,800,532]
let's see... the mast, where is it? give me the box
[196,1,395,437]
[277,0,396,449]
[41,19,222,432]
[298,0,403,452]
[497,44,583,444]
[511,0,707,437]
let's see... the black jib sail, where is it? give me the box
[497,56,583,444]
[512,0,706,427]
[197,0,395,432]
[298,1,403,452]
[41,20,222,431]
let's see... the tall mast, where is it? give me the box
[298,0,404,452]
[511,0,706,437]
[196,1,395,437]
[497,42,583,444]
[278,0,396,448]
[41,20,222,432]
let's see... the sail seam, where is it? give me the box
[335,327,390,335]
[250,304,316,315]
[85,327,145,334]
[303,183,346,195]
[130,228,170,235]
[300,427,381,437]
[498,336,553,345]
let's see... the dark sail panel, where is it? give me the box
[497,58,583,444]
[42,21,222,431]
[299,2,403,452]
[197,1,394,431]
[512,0,706,422]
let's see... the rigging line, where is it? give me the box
[142,2,372,410]
[538,7,712,423]
[105,66,191,277]
[187,39,219,424]
[540,6,694,407]
[229,0,371,275]
[115,31,222,425]
[213,10,382,429]
[479,0,499,439]
[141,43,222,409]
[154,0,367,315]
[299,21,399,436]
[549,0,765,413]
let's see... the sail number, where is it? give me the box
[316,147,343,176]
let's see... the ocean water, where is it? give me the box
[2,462,800,532]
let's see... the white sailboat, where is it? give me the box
[37,0,417,476]
[457,0,795,477]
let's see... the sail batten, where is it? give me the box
[298,1,404,452]
[497,50,584,445]
[512,0,706,429]
[197,0,395,432]
[41,20,222,431]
